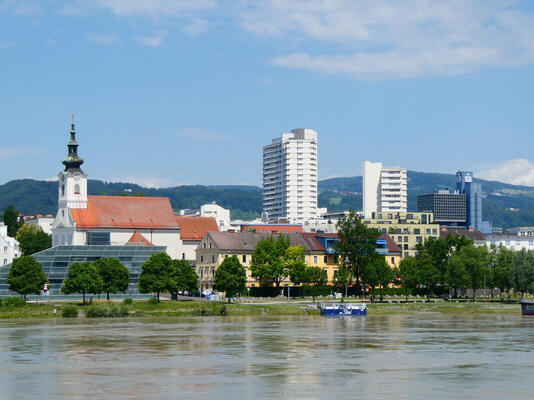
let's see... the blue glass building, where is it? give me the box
[456,171,483,231]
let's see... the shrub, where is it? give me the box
[86,304,107,318]
[123,298,133,305]
[0,297,27,308]
[147,297,159,305]
[86,303,130,318]
[62,305,79,318]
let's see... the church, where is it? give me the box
[51,121,183,259]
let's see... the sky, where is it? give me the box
[2,0,534,188]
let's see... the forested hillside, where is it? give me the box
[2,171,534,229]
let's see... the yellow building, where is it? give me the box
[363,211,439,258]
[195,231,403,290]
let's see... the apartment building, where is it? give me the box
[363,161,407,218]
[263,129,318,223]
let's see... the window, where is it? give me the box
[211,255,215,263]
[333,255,339,264]
[3,259,7,265]
[182,253,185,260]
[61,185,65,196]
[404,236,409,242]
[426,229,431,235]
[416,236,422,243]
[242,254,247,263]
[3,246,6,252]
[324,255,328,264]
[74,184,80,194]
[209,243,212,249]
[403,244,408,250]
[391,257,395,264]
[86,231,110,245]
[200,255,204,263]
[314,255,318,264]
[203,243,206,249]
[414,229,420,234]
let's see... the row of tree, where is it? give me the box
[398,237,534,300]
[6,253,199,302]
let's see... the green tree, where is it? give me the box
[171,259,199,294]
[489,245,514,301]
[6,256,48,300]
[446,252,468,298]
[333,266,352,302]
[62,262,103,303]
[2,206,22,237]
[302,266,328,302]
[397,257,419,302]
[449,244,489,300]
[93,258,130,300]
[138,253,174,302]
[335,209,380,295]
[16,224,52,256]
[213,255,247,303]
[250,235,291,287]
[365,257,394,302]
[510,250,534,298]
[285,245,307,285]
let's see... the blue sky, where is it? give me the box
[2,0,534,187]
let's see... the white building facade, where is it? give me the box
[263,129,318,224]
[363,161,407,218]
[0,222,20,266]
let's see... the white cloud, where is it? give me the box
[478,159,534,187]
[105,176,179,188]
[182,18,208,35]
[133,30,167,47]
[238,0,534,79]
[176,128,230,141]
[86,32,120,45]
[0,147,47,159]
[96,0,216,18]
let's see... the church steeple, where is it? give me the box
[62,115,84,173]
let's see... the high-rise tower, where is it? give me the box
[262,129,318,223]
[363,161,407,218]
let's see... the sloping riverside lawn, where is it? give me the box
[0,300,522,319]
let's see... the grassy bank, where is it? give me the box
[0,298,523,319]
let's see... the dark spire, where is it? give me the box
[62,115,84,173]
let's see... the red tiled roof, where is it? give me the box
[380,234,402,253]
[71,196,179,229]
[176,216,219,241]
[127,231,153,246]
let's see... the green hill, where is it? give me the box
[2,171,534,229]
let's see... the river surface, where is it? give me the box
[0,313,533,400]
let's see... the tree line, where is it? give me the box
[6,253,199,302]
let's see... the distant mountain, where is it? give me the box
[2,171,534,228]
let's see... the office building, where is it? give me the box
[417,190,467,227]
[0,223,20,266]
[456,171,483,231]
[262,129,318,223]
[363,161,407,219]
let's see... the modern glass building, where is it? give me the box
[0,245,166,300]
[456,171,483,231]
[417,190,467,227]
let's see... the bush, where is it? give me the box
[62,305,79,318]
[86,304,107,318]
[123,298,133,305]
[0,297,27,308]
[86,303,130,318]
[147,297,159,305]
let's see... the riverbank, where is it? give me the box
[0,298,525,319]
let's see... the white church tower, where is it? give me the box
[52,118,88,246]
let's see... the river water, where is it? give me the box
[0,313,533,400]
